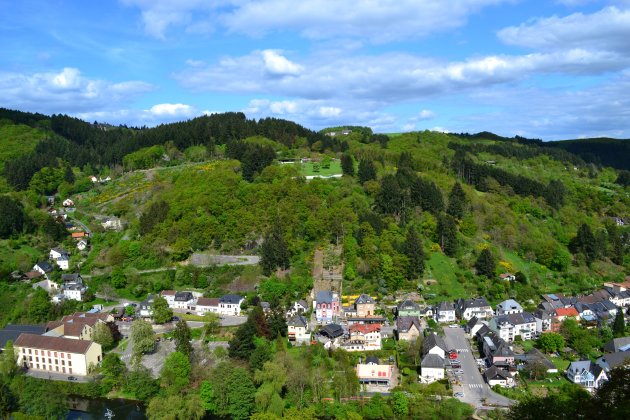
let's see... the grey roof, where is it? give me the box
[596,352,630,370]
[316,290,334,304]
[436,301,454,311]
[355,294,375,305]
[0,324,46,349]
[496,299,522,313]
[34,261,53,272]
[319,323,344,339]
[603,336,630,353]
[51,247,68,255]
[421,353,445,368]
[61,273,82,283]
[296,299,308,309]
[423,332,448,355]
[458,297,491,310]
[494,340,514,358]
[568,360,592,374]
[398,299,420,312]
[220,294,243,304]
[287,314,308,329]
[466,316,480,329]
[495,311,536,327]
[174,291,194,302]
[534,308,554,320]
[365,356,379,365]
[396,316,422,333]
[484,365,510,381]
[516,348,556,371]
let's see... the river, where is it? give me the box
[67,397,146,420]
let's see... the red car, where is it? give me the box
[448,349,458,360]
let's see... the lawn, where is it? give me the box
[179,312,206,322]
[299,160,342,177]
[550,357,571,371]
[423,252,467,302]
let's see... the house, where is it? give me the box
[455,297,494,321]
[540,293,569,310]
[533,309,554,333]
[356,356,396,390]
[396,316,423,342]
[32,278,60,293]
[603,336,630,353]
[173,292,195,309]
[481,332,515,367]
[33,261,53,275]
[60,274,87,301]
[495,299,523,316]
[139,295,155,318]
[49,247,69,261]
[354,294,376,317]
[0,324,46,351]
[160,290,177,306]
[89,176,98,183]
[71,231,87,240]
[315,291,340,324]
[419,306,434,318]
[77,239,88,251]
[101,217,123,231]
[14,333,102,377]
[45,315,105,341]
[551,307,579,332]
[603,280,630,307]
[287,300,308,317]
[465,316,487,337]
[420,353,445,384]
[515,348,558,374]
[287,314,310,345]
[62,199,74,207]
[423,332,448,359]
[484,365,514,387]
[397,299,422,317]
[219,294,244,316]
[434,301,456,323]
[56,255,70,271]
[499,273,516,282]
[567,360,608,392]
[489,312,538,342]
[596,352,630,371]
[317,323,344,349]
[194,297,220,315]
[341,324,381,352]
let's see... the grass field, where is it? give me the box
[423,252,468,302]
[299,160,342,176]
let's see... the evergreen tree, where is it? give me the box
[375,175,405,219]
[63,165,75,184]
[569,223,598,264]
[545,179,566,209]
[268,308,288,339]
[260,221,290,276]
[398,151,415,170]
[404,227,425,279]
[475,248,496,278]
[612,309,626,338]
[139,200,170,235]
[410,178,444,214]
[437,214,458,257]
[340,153,354,176]
[358,159,377,184]
[0,196,26,238]
[446,182,467,220]
[173,319,193,357]
[228,318,257,360]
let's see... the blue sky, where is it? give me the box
[2,0,630,139]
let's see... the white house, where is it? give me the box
[422,332,448,359]
[434,301,456,323]
[489,312,538,342]
[567,360,608,392]
[456,297,494,321]
[194,297,220,315]
[49,248,68,261]
[33,261,54,276]
[341,324,382,352]
[218,294,244,316]
[77,240,88,251]
[420,354,445,384]
[60,274,87,301]
[484,366,515,388]
[496,299,523,316]
[56,255,70,271]
[62,199,74,207]
[287,299,309,317]
[172,292,195,309]
[160,290,177,306]
[287,314,310,345]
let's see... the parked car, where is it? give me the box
[454,392,464,398]
[67,376,77,381]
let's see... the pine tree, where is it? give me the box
[437,214,458,257]
[612,308,626,338]
[358,159,377,184]
[569,223,598,264]
[545,179,566,209]
[475,248,496,278]
[340,153,354,176]
[260,221,290,276]
[173,319,193,357]
[446,182,467,220]
[404,227,425,279]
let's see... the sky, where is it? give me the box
[2,1,630,139]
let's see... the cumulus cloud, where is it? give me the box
[418,109,435,119]
[149,103,195,116]
[261,50,303,75]
[0,67,153,114]
[498,6,630,52]
[122,0,507,42]
[76,102,205,126]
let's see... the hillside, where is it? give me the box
[0,109,628,324]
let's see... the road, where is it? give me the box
[26,369,93,383]
[443,326,514,408]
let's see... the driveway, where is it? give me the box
[442,326,514,408]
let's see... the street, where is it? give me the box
[442,326,514,408]
[26,369,92,383]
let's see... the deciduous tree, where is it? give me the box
[152,296,173,324]
[130,319,156,357]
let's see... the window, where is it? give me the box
[54,352,57,357]
[35,350,38,355]
[68,361,72,367]
[48,351,51,356]
[61,353,64,359]
[62,360,65,366]
[36,357,39,363]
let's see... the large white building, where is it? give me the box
[287,314,310,345]
[193,295,244,316]
[15,333,102,377]
[489,312,538,342]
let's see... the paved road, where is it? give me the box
[26,369,93,383]
[443,326,514,408]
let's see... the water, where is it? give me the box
[67,397,146,420]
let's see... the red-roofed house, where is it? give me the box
[341,324,382,352]
[551,307,580,332]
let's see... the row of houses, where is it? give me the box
[137,291,246,318]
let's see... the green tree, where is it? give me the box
[404,227,425,279]
[139,200,170,235]
[0,340,18,378]
[124,366,159,400]
[569,223,598,264]
[101,353,127,389]
[160,351,191,394]
[268,308,287,339]
[28,288,52,323]
[545,179,566,209]
[358,159,377,184]
[203,312,220,336]
[0,381,16,419]
[229,318,257,360]
[391,391,409,418]
[612,308,626,338]
[590,365,630,417]
[173,319,193,357]
[146,394,204,420]
[93,322,114,349]
[446,182,467,220]
[260,221,291,276]
[226,367,256,420]
[536,332,565,353]
[380,254,405,291]
[340,153,354,176]
[375,175,405,219]
[437,213,458,257]
[125,304,136,316]
[475,248,496,278]
[152,296,173,324]
[130,319,156,357]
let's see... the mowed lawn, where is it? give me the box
[423,252,468,301]
[299,160,342,176]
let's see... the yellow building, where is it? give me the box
[14,333,102,376]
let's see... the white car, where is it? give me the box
[454,392,465,398]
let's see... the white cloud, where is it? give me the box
[319,106,342,117]
[261,50,303,75]
[122,0,507,42]
[76,102,207,126]
[0,67,153,114]
[418,109,435,119]
[498,6,630,52]
[149,103,195,116]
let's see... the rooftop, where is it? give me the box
[14,333,97,354]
